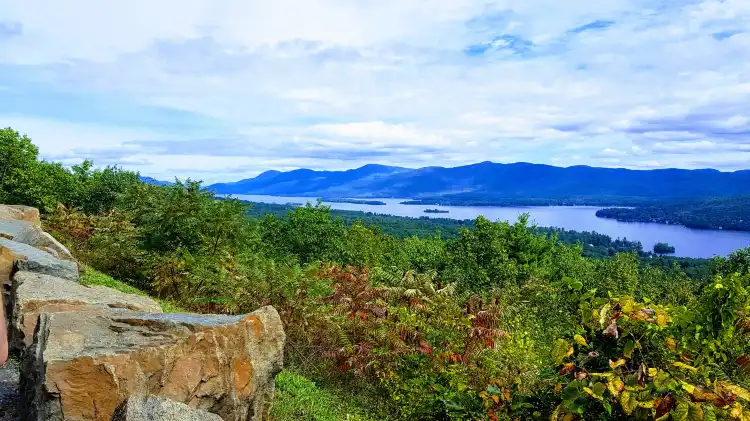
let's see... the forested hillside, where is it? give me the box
[597,196,750,231]
[5,126,750,420]
[207,161,750,203]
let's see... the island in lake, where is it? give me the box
[323,198,387,205]
[424,208,449,214]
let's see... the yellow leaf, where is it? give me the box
[607,377,625,397]
[648,368,658,377]
[610,359,627,369]
[637,400,655,409]
[574,334,588,348]
[599,303,611,327]
[621,391,637,415]
[656,309,670,327]
[731,402,743,419]
[673,362,698,371]
[492,395,500,404]
[665,338,678,352]
[566,347,574,358]
[681,382,696,395]
[721,383,750,402]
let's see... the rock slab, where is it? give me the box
[0,206,40,227]
[0,238,78,284]
[10,271,162,352]
[0,220,74,261]
[21,306,285,421]
[112,395,224,421]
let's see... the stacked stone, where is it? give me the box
[0,205,284,421]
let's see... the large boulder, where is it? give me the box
[21,306,285,421]
[0,221,29,240]
[112,395,224,421]
[0,239,78,285]
[0,220,74,261]
[0,205,40,227]
[9,271,162,352]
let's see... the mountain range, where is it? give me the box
[200,162,750,205]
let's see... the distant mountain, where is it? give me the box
[139,176,172,186]
[208,164,409,196]
[206,162,750,204]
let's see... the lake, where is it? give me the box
[231,194,750,259]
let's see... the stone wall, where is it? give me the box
[0,205,285,421]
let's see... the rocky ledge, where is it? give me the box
[0,205,285,420]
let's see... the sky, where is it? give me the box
[1,0,749,183]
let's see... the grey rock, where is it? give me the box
[112,395,223,421]
[0,221,74,262]
[0,359,19,421]
[0,205,40,226]
[0,221,27,241]
[10,271,162,352]
[0,238,78,282]
[21,306,284,421]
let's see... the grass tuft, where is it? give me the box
[270,370,375,421]
[79,266,185,313]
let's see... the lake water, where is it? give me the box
[232,194,750,259]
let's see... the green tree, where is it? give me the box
[714,246,750,278]
[653,242,675,254]
[0,127,62,208]
[259,202,346,265]
[444,215,554,291]
[70,160,141,214]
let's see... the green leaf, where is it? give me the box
[592,382,606,397]
[623,340,635,358]
[552,339,571,365]
[672,401,689,421]
[487,385,502,395]
[688,402,704,421]
[703,405,717,421]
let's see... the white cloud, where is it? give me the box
[0,0,749,180]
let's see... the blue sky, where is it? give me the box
[1,0,749,183]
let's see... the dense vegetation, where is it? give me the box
[597,197,750,231]
[401,196,663,207]
[323,198,387,206]
[6,126,750,420]
[243,201,709,266]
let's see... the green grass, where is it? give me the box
[79,266,185,313]
[271,370,376,421]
